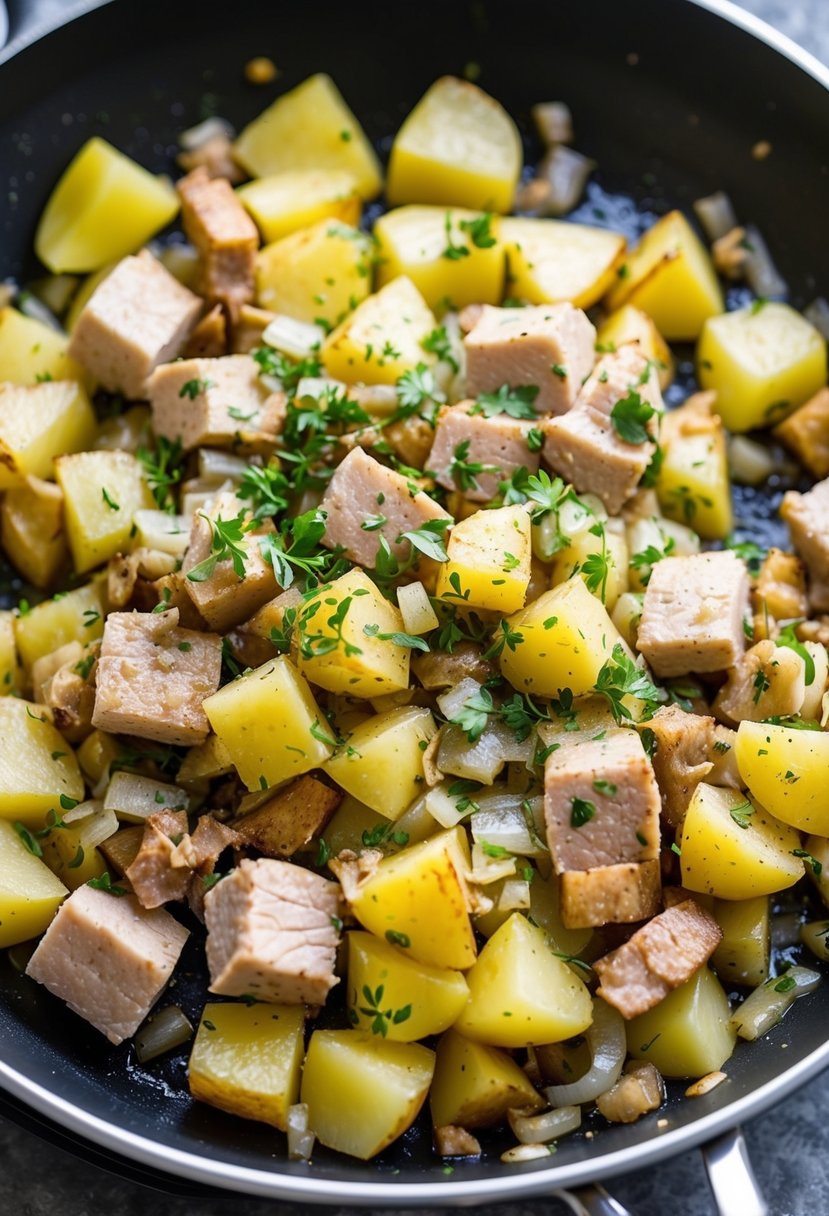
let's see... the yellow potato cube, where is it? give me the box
[15,582,104,670]
[203,655,333,792]
[35,137,179,273]
[0,698,84,826]
[374,205,504,311]
[387,76,521,214]
[322,794,387,856]
[326,706,436,819]
[301,1029,434,1159]
[41,814,109,891]
[76,729,121,785]
[596,304,674,390]
[454,913,592,1048]
[0,381,96,490]
[712,896,770,988]
[237,168,361,243]
[255,219,373,327]
[234,73,382,200]
[679,782,804,900]
[296,567,410,698]
[657,392,732,541]
[626,966,736,1078]
[0,612,21,695]
[430,1029,544,1129]
[498,575,624,697]
[502,217,626,309]
[698,302,827,432]
[1,475,67,589]
[605,210,724,341]
[735,720,829,834]
[436,505,531,614]
[0,819,68,947]
[396,581,439,636]
[551,527,629,613]
[55,449,154,573]
[322,275,437,385]
[189,1001,304,1130]
[0,307,91,388]
[346,931,469,1041]
[345,827,476,970]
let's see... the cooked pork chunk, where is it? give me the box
[320,446,452,568]
[149,354,284,452]
[177,166,259,320]
[183,303,228,359]
[594,899,722,1019]
[636,551,749,677]
[642,704,715,829]
[774,387,829,480]
[205,858,341,1006]
[752,547,808,625]
[26,885,189,1044]
[233,774,341,857]
[781,478,829,611]
[92,607,222,746]
[464,303,595,416]
[68,251,202,399]
[426,402,540,502]
[713,639,806,724]
[560,860,662,930]
[126,809,191,909]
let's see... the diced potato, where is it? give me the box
[396,581,439,636]
[679,782,804,900]
[698,302,827,433]
[712,896,769,988]
[374,205,504,311]
[255,219,373,327]
[430,1029,544,1129]
[1,475,67,588]
[35,137,179,273]
[498,575,625,698]
[0,307,91,388]
[237,168,361,243]
[657,393,732,541]
[176,734,234,784]
[0,611,22,695]
[321,793,387,856]
[347,931,469,1040]
[0,381,96,490]
[387,76,521,214]
[0,698,84,825]
[56,450,154,573]
[0,818,68,947]
[296,568,410,698]
[502,217,625,309]
[204,655,333,792]
[300,1029,434,1159]
[234,73,382,200]
[75,728,121,784]
[322,275,437,386]
[551,527,629,613]
[626,965,736,1078]
[326,706,436,819]
[189,1001,304,1130]
[523,870,595,958]
[453,913,593,1047]
[14,582,104,670]
[41,811,109,890]
[596,304,674,390]
[344,827,476,970]
[735,720,829,834]
[605,210,724,341]
[435,505,532,614]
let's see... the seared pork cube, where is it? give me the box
[464,303,595,416]
[183,303,228,359]
[594,899,722,1019]
[544,729,661,874]
[148,354,284,452]
[636,551,749,677]
[68,250,202,399]
[543,347,662,514]
[781,478,829,611]
[560,860,662,930]
[320,446,451,568]
[92,607,222,746]
[774,387,829,479]
[177,166,259,320]
[752,547,808,624]
[26,885,189,1044]
[182,491,279,632]
[426,402,540,502]
[126,809,190,909]
[641,704,715,829]
[232,774,342,857]
[205,858,340,1005]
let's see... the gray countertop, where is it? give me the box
[3,2,829,1215]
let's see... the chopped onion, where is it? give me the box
[470,841,516,884]
[729,966,821,1041]
[393,794,441,845]
[62,803,119,851]
[497,878,532,911]
[179,116,235,150]
[133,510,191,558]
[693,191,738,242]
[804,297,829,342]
[545,998,626,1107]
[437,722,507,784]
[742,224,788,299]
[436,676,482,721]
[500,1143,552,1164]
[349,383,399,416]
[134,1005,193,1063]
[508,1103,581,1144]
[425,783,468,829]
[470,800,546,857]
[770,912,803,949]
[103,772,189,823]
[729,435,774,486]
[262,314,326,359]
[180,479,233,518]
[536,145,596,216]
[198,448,252,483]
[17,289,62,332]
[397,581,439,635]
[800,921,829,962]
[287,1103,316,1161]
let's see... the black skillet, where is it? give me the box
[0,1,828,1211]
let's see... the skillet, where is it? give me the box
[0,1,828,1211]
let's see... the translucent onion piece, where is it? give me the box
[17,289,62,332]
[800,921,829,962]
[804,297,829,342]
[693,191,738,242]
[287,1103,316,1161]
[743,224,788,298]
[770,912,803,950]
[134,1005,193,1063]
[728,435,774,486]
[198,448,251,483]
[436,677,482,722]
[729,966,821,1041]
[64,805,119,852]
[470,841,516,884]
[179,116,235,150]
[545,998,626,1107]
[508,1103,581,1145]
[103,772,189,823]
[262,314,326,359]
[133,510,191,558]
[437,722,508,784]
[349,383,399,416]
[497,878,532,912]
[537,145,596,216]
[470,803,546,857]
[500,1143,552,1164]
[425,783,468,829]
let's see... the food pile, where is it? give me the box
[1,69,829,1165]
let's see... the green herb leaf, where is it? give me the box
[610,389,656,444]
[570,797,596,828]
[471,383,539,421]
